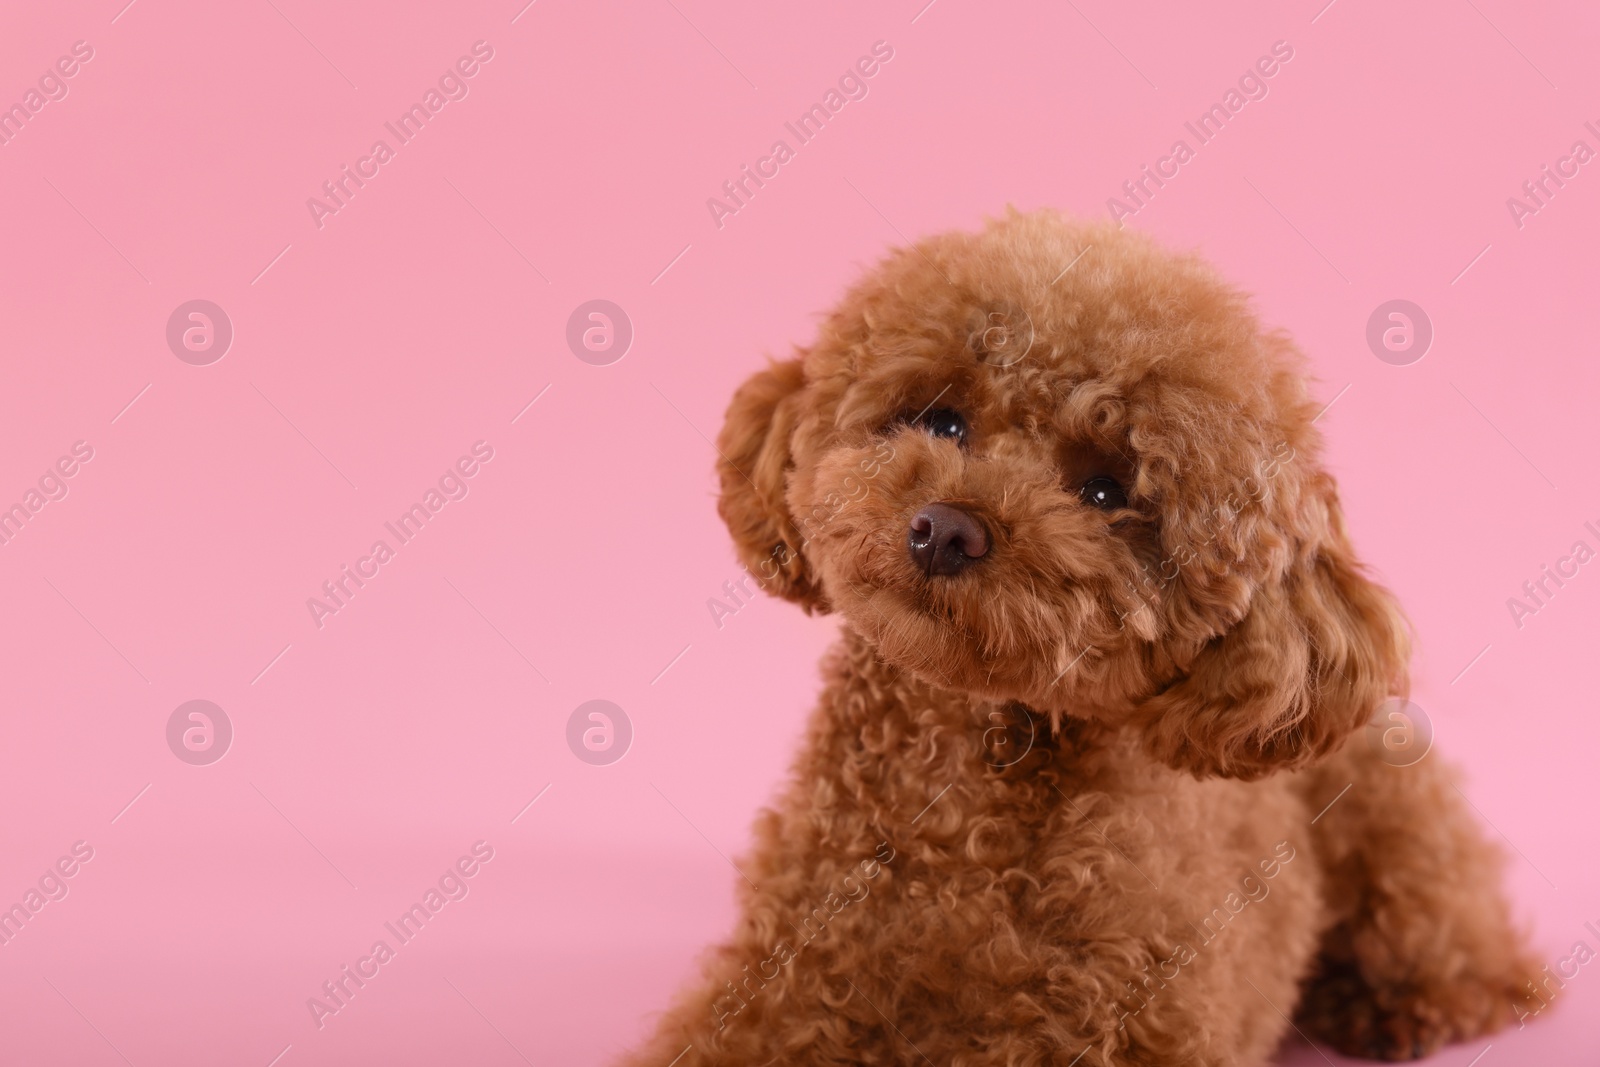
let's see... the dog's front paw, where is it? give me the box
[1296,958,1535,1061]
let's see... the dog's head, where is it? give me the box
[717,210,1408,779]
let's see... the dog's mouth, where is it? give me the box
[824,548,1108,705]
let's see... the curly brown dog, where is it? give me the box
[622,211,1537,1065]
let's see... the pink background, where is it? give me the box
[0,0,1596,1063]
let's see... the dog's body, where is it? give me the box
[623,212,1532,1065]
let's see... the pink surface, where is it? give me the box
[0,0,1595,1063]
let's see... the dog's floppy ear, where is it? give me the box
[1137,489,1409,780]
[716,357,826,611]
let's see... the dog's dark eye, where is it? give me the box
[1080,476,1127,510]
[917,408,967,443]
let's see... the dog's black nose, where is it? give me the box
[908,502,989,576]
